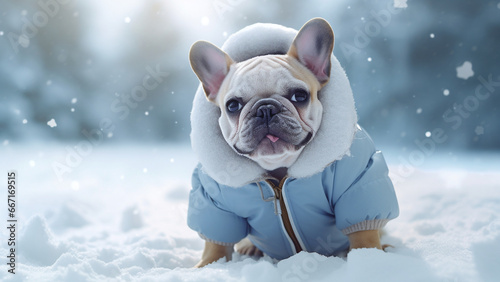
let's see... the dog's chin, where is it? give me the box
[244,138,306,171]
[250,148,304,171]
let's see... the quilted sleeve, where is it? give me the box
[332,128,399,235]
[187,165,249,245]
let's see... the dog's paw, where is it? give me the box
[382,244,394,251]
[235,238,264,257]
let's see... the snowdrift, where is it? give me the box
[0,145,499,281]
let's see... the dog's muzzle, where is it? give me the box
[253,98,283,124]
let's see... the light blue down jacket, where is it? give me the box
[187,128,399,260]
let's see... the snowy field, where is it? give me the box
[0,144,499,281]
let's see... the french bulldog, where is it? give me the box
[189,18,387,267]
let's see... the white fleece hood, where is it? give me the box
[190,22,357,187]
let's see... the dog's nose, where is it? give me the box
[256,103,280,122]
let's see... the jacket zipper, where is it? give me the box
[266,178,303,254]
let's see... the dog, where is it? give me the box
[187,18,399,267]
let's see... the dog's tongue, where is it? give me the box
[266,134,280,143]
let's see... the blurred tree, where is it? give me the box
[0,0,498,151]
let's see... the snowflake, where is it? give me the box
[456,61,474,80]
[394,0,408,8]
[47,119,57,128]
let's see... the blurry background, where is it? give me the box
[1,0,499,153]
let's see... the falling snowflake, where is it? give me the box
[71,98,77,104]
[394,0,408,8]
[416,108,423,114]
[201,17,210,26]
[124,17,131,23]
[456,61,474,80]
[425,131,431,138]
[47,119,57,128]
[443,89,450,96]
[430,33,435,38]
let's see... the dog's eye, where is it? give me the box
[226,99,242,113]
[290,89,309,103]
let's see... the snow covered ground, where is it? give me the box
[0,144,499,281]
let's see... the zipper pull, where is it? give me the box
[272,187,281,215]
[272,197,282,215]
[275,198,282,215]
[264,180,282,216]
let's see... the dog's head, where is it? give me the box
[189,18,334,171]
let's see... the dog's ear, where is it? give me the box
[288,18,334,85]
[189,41,234,102]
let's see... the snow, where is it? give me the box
[0,145,499,281]
[394,0,408,9]
[201,17,210,26]
[47,119,57,128]
[456,61,474,80]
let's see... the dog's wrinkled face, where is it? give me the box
[190,18,334,170]
[216,56,322,170]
